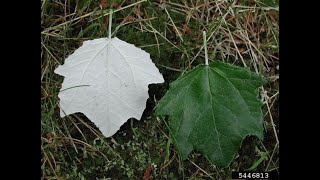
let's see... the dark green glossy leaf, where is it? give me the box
[156,61,267,167]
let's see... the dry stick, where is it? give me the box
[159,64,182,72]
[69,118,88,143]
[89,0,147,22]
[62,118,78,153]
[220,7,247,67]
[41,0,47,9]
[266,141,279,171]
[41,60,48,82]
[258,140,278,171]
[62,136,110,161]
[138,42,165,48]
[263,93,278,118]
[41,42,60,64]
[188,159,214,179]
[226,27,247,67]
[200,1,205,20]
[240,28,269,70]
[114,17,157,36]
[41,146,59,178]
[268,91,279,101]
[74,115,122,159]
[143,22,184,52]
[48,151,57,173]
[43,0,147,33]
[41,31,64,38]
[152,29,161,58]
[43,9,97,33]
[265,93,279,144]
[165,8,184,42]
[233,5,279,11]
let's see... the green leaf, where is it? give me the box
[156,61,267,167]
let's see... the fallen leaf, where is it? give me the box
[55,37,164,137]
[156,61,266,167]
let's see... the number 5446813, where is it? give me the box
[238,172,269,179]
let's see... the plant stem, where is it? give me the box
[203,31,208,65]
[108,9,113,39]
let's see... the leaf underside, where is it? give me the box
[156,61,267,167]
[55,37,164,137]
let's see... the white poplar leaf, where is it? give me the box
[54,37,164,137]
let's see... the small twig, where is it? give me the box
[266,142,279,171]
[266,96,279,144]
[225,27,247,67]
[261,87,279,144]
[89,0,147,22]
[142,22,184,52]
[165,8,183,42]
[42,0,147,33]
[42,146,59,179]
[188,159,214,179]
[159,64,182,72]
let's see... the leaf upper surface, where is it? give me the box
[156,61,266,167]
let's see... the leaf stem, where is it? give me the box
[203,31,209,65]
[108,9,113,39]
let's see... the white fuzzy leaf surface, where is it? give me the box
[54,37,164,137]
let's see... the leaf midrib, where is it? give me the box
[205,67,222,152]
